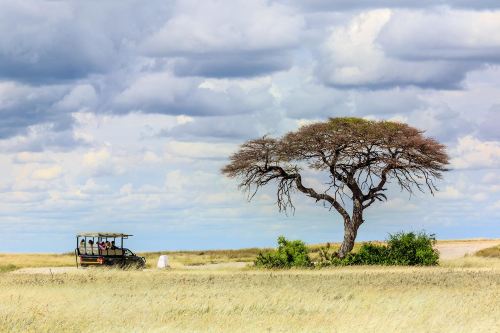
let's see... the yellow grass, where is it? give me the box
[1,243,500,332]
[0,262,499,332]
[0,253,74,272]
[475,245,500,258]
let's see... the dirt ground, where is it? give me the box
[435,239,500,260]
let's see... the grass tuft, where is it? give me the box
[475,245,500,258]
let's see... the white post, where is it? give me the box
[157,255,169,269]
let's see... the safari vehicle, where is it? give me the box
[75,232,146,269]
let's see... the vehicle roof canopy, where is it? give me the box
[77,232,132,238]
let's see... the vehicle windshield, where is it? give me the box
[124,249,135,256]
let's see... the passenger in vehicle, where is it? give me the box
[111,241,117,249]
[88,239,94,254]
[105,241,111,249]
[98,241,106,251]
[79,239,86,254]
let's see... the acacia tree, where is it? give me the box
[222,118,449,258]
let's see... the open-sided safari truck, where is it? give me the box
[75,232,146,268]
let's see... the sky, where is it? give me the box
[0,0,499,253]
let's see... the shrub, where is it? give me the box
[255,236,312,268]
[351,243,390,265]
[318,231,439,267]
[386,231,439,266]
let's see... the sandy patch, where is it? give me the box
[435,240,500,260]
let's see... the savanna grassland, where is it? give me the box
[0,242,499,333]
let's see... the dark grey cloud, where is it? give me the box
[141,0,304,78]
[0,82,100,152]
[0,2,113,82]
[0,1,170,83]
[0,83,69,139]
[113,72,273,117]
[171,52,292,78]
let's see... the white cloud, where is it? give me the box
[82,147,124,176]
[164,141,236,160]
[451,136,500,169]
[31,165,62,180]
[12,152,52,164]
[436,186,463,200]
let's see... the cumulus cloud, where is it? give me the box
[0,125,89,153]
[0,81,71,139]
[142,0,304,77]
[82,147,124,177]
[318,9,476,89]
[55,84,98,111]
[0,0,170,83]
[31,165,63,181]
[114,71,273,116]
[12,152,52,164]
[0,1,114,82]
[451,136,500,169]
[378,10,500,62]
[277,68,427,118]
[164,141,236,161]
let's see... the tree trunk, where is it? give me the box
[338,219,357,258]
[337,199,364,258]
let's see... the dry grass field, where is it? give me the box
[0,240,499,332]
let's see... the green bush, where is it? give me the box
[255,236,312,268]
[319,231,439,267]
[351,243,390,265]
[386,231,439,265]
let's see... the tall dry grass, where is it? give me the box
[475,245,500,258]
[1,263,499,333]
